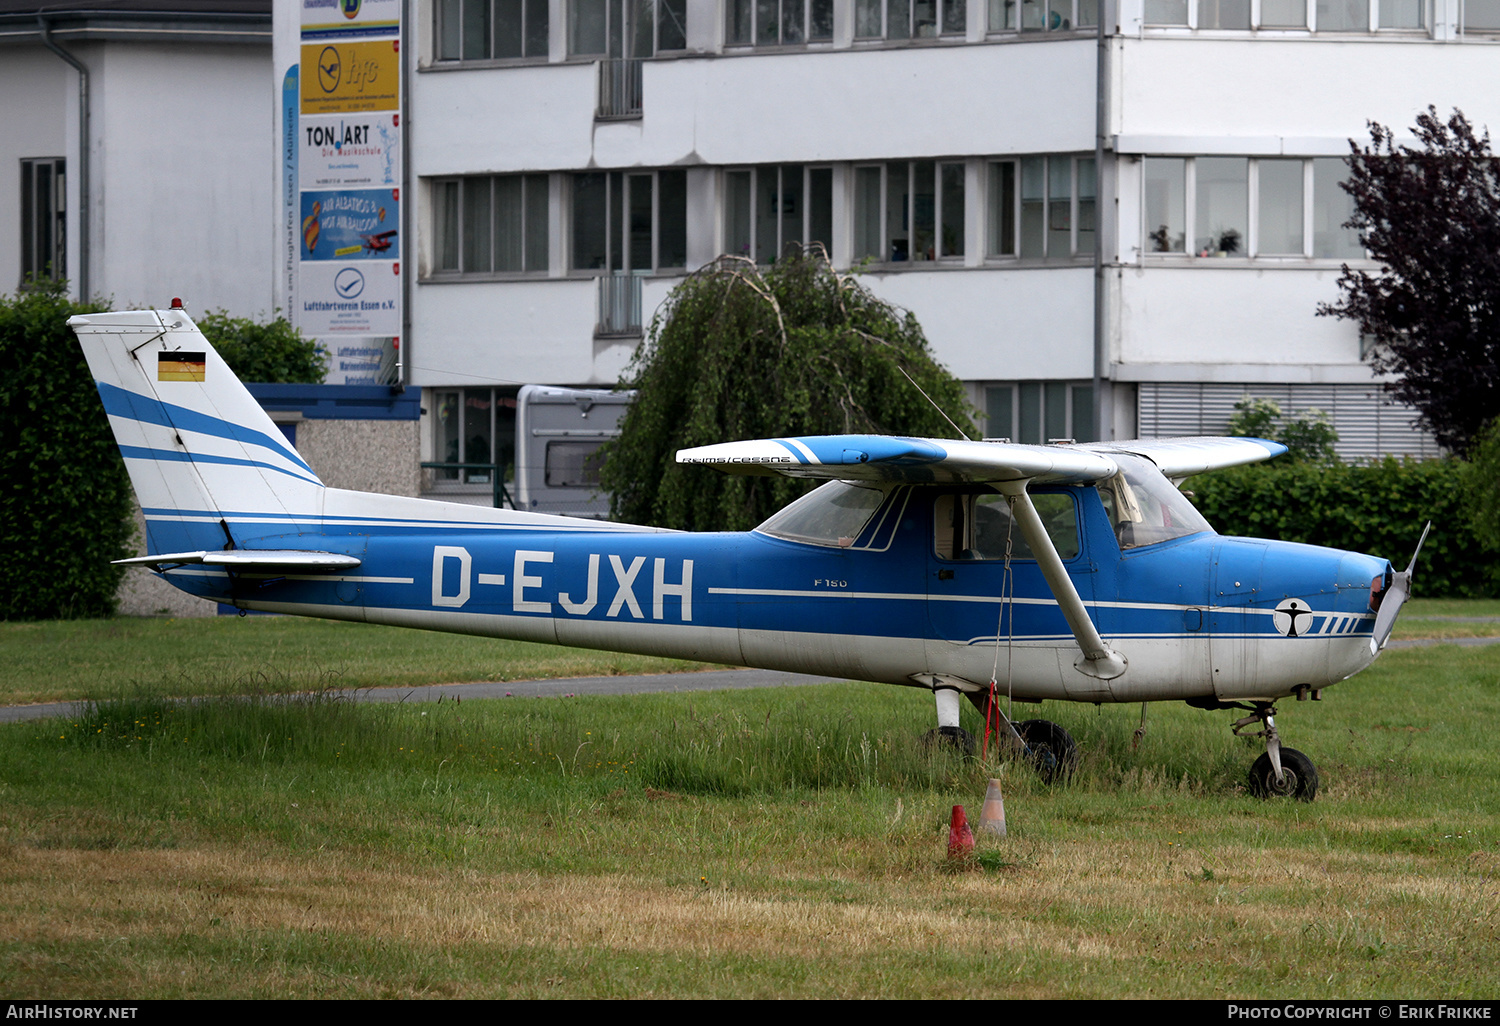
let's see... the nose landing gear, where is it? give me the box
[1232,702,1319,802]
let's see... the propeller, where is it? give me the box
[1371,521,1433,654]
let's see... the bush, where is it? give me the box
[197,309,326,383]
[0,283,133,618]
[1189,458,1490,598]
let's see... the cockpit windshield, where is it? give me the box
[1096,453,1214,549]
[756,481,891,548]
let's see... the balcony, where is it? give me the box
[596,58,643,119]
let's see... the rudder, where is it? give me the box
[70,308,325,555]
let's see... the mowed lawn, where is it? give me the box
[0,604,1496,998]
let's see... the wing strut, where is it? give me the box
[997,480,1127,681]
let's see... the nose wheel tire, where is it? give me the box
[1248,748,1319,802]
[1015,719,1078,784]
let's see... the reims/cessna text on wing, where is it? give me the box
[72,306,1425,802]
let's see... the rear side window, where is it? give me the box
[934,490,1079,561]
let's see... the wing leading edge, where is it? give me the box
[676,434,1286,485]
[676,435,1119,484]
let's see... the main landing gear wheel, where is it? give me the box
[1248,748,1319,802]
[923,725,977,756]
[1015,719,1078,784]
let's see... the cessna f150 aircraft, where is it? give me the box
[72,306,1422,802]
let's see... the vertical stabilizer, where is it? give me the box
[70,308,325,554]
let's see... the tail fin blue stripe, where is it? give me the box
[118,445,323,487]
[97,381,316,476]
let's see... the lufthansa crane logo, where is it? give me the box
[1272,598,1315,638]
[317,46,341,93]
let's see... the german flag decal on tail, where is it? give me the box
[158,351,206,382]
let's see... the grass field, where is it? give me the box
[0,598,1491,708]
[0,607,1497,998]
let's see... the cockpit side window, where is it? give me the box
[1095,453,1213,549]
[935,489,1079,561]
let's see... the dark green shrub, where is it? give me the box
[0,283,132,618]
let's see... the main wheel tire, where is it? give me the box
[1014,719,1078,784]
[922,726,977,757]
[1248,748,1319,802]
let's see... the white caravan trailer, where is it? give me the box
[513,385,633,519]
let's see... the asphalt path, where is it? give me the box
[0,668,845,724]
[2,635,1496,725]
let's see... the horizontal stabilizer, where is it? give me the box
[676,435,1119,485]
[114,550,362,573]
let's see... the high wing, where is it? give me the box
[676,435,1119,484]
[675,433,1285,485]
[678,432,1287,683]
[1078,436,1286,480]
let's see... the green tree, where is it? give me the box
[197,309,326,383]
[1317,108,1500,454]
[0,282,133,618]
[601,248,976,531]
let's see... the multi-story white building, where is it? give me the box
[396,0,1500,497]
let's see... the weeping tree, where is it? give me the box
[601,247,976,531]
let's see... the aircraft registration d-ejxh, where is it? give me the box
[73,306,1423,803]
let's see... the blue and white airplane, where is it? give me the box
[72,306,1423,802]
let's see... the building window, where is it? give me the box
[988,0,1097,31]
[853,160,966,264]
[20,158,65,286]
[1142,157,1361,259]
[725,165,833,264]
[1463,0,1500,30]
[433,174,549,275]
[856,0,965,39]
[986,382,1095,444]
[728,0,834,45]
[572,169,687,272]
[571,0,686,55]
[987,156,1093,260]
[436,0,549,60]
[1143,0,1423,28]
[432,387,519,485]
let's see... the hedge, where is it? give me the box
[1188,458,1491,599]
[0,285,133,619]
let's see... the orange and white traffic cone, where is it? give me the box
[948,805,975,858]
[978,778,1007,838]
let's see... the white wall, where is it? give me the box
[411,264,1095,388]
[411,276,659,386]
[412,40,1098,176]
[92,43,275,316]
[1114,36,1500,146]
[0,48,72,292]
[862,266,1096,380]
[1114,264,1363,373]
